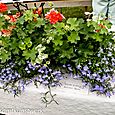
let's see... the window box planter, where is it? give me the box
[0,2,115,105]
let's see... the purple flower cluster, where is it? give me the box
[91,85,105,93]
[37,68,63,86]
[25,61,63,87]
[91,85,113,97]
[0,62,34,95]
[68,65,114,96]
[0,66,21,84]
[0,60,63,96]
[63,44,115,97]
[5,79,32,95]
[0,64,23,95]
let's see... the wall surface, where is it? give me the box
[0,78,115,115]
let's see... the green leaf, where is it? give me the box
[36,18,45,27]
[24,10,34,21]
[0,48,11,63]
[17,16,25,24]
[68,31,80,43]
[22,48,37,61]
[60,47,74,59]
[19,42,26,50]
[67,18,77,25]
[84,50,94,57]
[24,37,30,44]
[53,22,65,29]
[53,36,63,46]
[8,37,19,54]
[67,18,84,31]
[90,33,103,42]
[100,28,108,35]
[67,18,77,30]
[0,16,5,30]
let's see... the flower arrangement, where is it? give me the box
[0,2,115,105]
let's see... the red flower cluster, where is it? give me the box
[0,3,7,13]
[1,29,11,36]
[45,9,65,24]
[8,15,17,22]
[4,12,21,23]
[1,12,21,36]
[33,7,42,16]
[1,25,16,36]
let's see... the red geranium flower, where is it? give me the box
[1,29,11,36]
[56,12,64,22]
[15,12,21,18]
[8,15,17,22]
[45,9,65,24]
[0,3,7,13]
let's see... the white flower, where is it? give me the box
[85,12,92,16]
